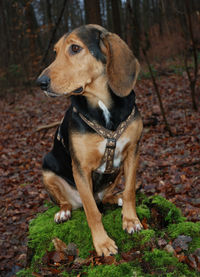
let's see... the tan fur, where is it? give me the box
[43,171,72,211]
[72,158,118,256]
[40,25,143,256]
[39,34,106,100]
[100,33,140,97]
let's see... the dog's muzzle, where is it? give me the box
[36,75,84,97]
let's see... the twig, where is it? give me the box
[158,160,200,168]
[142,48,173,137]
[35,121,60,132]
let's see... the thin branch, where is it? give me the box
[40,0,68,68]
[184,0,198,111]
[35,121,60,132]
[158,160,200,168]
[142,48,173,137]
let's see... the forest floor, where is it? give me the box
[0,72,200,276]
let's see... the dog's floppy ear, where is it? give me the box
[100,32,140,97]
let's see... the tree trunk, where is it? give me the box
[184,0,198,111]
[0,0,10,67]
[40,0,68,68]
[125,0,140,58]
[111,0,122,36]
[84,0,102,25]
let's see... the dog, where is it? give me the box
[37,24,143,257]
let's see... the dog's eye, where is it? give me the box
[70,44,82,54]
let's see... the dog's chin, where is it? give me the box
[43,87,83,98]
[43,90,61,98]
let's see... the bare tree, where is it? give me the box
[111,0,122,36]
[142,35,173,137]
[84,0,102,25]
[184,0,199,111]
[40,0,68,68]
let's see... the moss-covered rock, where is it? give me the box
[149,195,185,225]
[17,194,200,276]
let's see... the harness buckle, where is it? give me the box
[106,138,116,149]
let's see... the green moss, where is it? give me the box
[16,268,34,277]
[61,272,70,277]
[102,208,131,252]
[168,221,200,254]
[189,236,200,253]
[143,249,196,276]
[19,194,199,276]
[150,195,185,224]
[85,263,143,277]
[136,204,151,220]
[167,222,200,238]
[29,206,93,263]
[138,229,155,247]
[136,192,150,206]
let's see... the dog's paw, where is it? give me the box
[54,209,71,223]
[122,216,143,234]
[118,197,123,206]
[94,236,118,257]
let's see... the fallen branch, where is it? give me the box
[36,121,60,132]
[158,160,200,168]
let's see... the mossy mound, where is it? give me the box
[17,194,200,276]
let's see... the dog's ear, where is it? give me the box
[100,33,140,97]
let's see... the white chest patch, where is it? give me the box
[98,137,130,173]
[98,100,110,126]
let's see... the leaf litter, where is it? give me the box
[0,72,199,275]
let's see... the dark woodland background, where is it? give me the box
[0,0,200,95]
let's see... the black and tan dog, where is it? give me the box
[37,24,143,257]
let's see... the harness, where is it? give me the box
[73,105,136,174]
[57,104,136,192]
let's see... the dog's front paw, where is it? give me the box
[54,209,71,223]
[94,235,118,257]
[122,216,143,234]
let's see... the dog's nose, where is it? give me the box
[36,75,50,91]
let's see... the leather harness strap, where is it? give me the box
[73,105,136,174]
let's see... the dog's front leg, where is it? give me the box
[72,163,118,256]
[122,149,143,234]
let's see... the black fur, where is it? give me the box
[43,89,139,193]
[42,26,140,194]
[76,26,106,63]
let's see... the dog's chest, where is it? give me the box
[97,136,130,173]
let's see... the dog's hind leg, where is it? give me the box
[43,171,82,223]
[102,171,124,206]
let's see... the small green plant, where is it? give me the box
[8,64,24,78]
[139,66,158,80]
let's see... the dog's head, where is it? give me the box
[37,24,140,98]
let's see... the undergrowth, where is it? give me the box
[17,194,200,276]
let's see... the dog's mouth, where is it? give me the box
[43,90,60,98]
[43,87,84,98]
